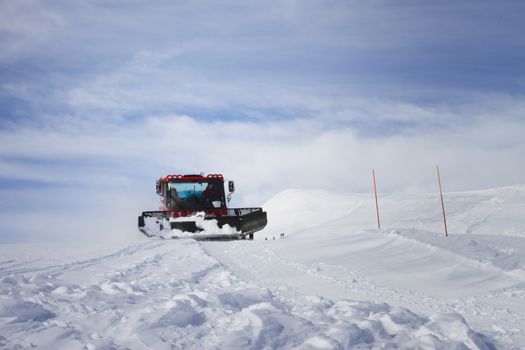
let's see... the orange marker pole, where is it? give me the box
[436,164,448,237]
[372,169,381,230]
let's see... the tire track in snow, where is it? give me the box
[206,240,426,309]
[0,240,167,277]
[204,239,525,348]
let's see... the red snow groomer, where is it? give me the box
[138,173,267,240]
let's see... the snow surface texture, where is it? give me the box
[1,185,525,349]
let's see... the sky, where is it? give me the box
[1,0,525,242]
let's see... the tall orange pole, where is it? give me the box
[372,169,381,230]
[436,164,448,237]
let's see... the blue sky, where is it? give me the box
[1,0,525,242]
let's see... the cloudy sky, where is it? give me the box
[1,0,524,242]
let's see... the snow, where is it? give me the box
[142,212,238,239]
[2,185,525,349]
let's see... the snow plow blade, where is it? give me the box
[137,208,267,240]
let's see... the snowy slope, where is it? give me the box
[1,185,524,349]
[204,186,525,349]
[263,186,525,238]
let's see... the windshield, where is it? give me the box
[166,180,225,210]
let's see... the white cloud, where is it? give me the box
[2,98,524,193]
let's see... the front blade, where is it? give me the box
[137,208,267,240]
